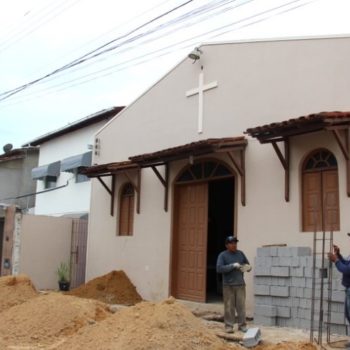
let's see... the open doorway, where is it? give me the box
[206,177,235,301]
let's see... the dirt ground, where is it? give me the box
[0,273,340,349]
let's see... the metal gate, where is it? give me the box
[70,218,88,289]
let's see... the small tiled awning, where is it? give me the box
[32,161,61,180]
[84,137,248,215]
[246,111,350,143]
[61,151,92,172]
[246,111,350,201]
[129,137,247,166]
[81,160,139,177]
[81,160,140,216]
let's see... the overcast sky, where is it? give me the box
[1,0,350,150]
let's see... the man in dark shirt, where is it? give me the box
[328,243,350,329]
[216,235,251,333]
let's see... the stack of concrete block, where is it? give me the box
[254,246,348,335]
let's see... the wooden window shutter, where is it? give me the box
[323,170,340,231]
[302,149,340,232]
[302,172,322,232]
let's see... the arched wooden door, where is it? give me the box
[172,160,234,302]
[302,149,340,232]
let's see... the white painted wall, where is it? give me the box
[86,36,350,312]
[34,122,105,216]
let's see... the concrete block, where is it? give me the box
[270,266,290,277]
[328,324,347,336]
[272,297,292,307]
[305,278,313,289]
[296,288,304,298]
[299,298,311,309]
[291,277,306,288]
[243,328,261,348]
[270,286,289,297]
[254,276,271,285]
[257,247,277,257]
[278,256,300,267]
[253,314,276,326]
[298,318,312,330]
[277,306,291,318]
[290,247,312,256]
[254,266,271,276]
[330,312,347,325]
[272,257,280,266]
[254,285,270,296]
[255,256,273,267]
[255,296,273,305]
[254,305,277,317]
[304,267,313,278]
[277,318,296,328]
[289,287,297,297]
[332,278,344,291]
[330,302,345,313]
[278,247,292,257]
[291,298,300,307]
[331,290,345,303]
[272,277,290,287]
[290,267,304,277]
[299,256,313,267]
[304,288,312,299]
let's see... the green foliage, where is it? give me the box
[56,262,70,282]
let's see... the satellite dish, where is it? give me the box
[3,143,13,153]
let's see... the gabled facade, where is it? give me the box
[84,35,350,315]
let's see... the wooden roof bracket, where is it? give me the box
[271,138,290,202]
[331,128,350,196]
[227,149,246,206]
[124,169,141,214]
[97,175,116,216]
[151,163,169,212]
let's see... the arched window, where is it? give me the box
[302,149,339,232]
[119,183,134,236]
[176,160,232,183]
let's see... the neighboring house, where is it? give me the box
[83,35,350,317]
[0,145,39,210]
[0,145,39,276]
[23,106,124,217]
[4,106,125,289]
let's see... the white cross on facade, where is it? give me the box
[186,71,218,134]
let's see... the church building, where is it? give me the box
[83,35,350,312]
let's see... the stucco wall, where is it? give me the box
[86,36,350,313]
[18,214,72,290]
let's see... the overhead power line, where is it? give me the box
[0,0,318,107]
[0,0,194,102]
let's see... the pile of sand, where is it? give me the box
[0,274,38,313]
[67,270,142,305]
[0,292,111,348]
[254,342,317,350]
[0,274,320,349]
[56,297,235,350]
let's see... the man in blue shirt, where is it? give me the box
[328,242,350,333]
[216,235,251,333]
